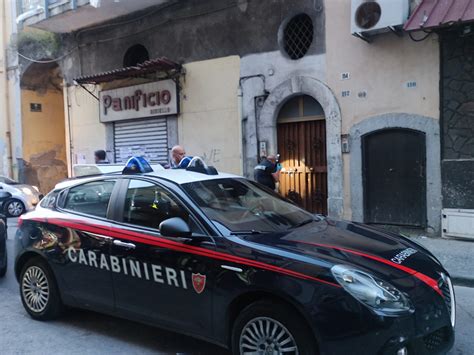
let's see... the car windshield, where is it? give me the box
[182,178,316,233]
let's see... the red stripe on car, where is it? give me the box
[27,217,341,288]
[296,241,442,296]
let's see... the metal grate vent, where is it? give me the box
[283,14,314,60]
[422,327,449,351]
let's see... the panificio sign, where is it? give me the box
[99,80,178,122]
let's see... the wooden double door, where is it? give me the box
[277,119,327,214]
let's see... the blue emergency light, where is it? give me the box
[122,156,154,174]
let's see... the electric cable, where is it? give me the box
[17,46,79,63]
[408,31,433,42]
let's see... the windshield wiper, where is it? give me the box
[289,218,315,230]
[229,230,272,235]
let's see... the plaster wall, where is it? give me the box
[21,89,67,193]
[240,51,327,176]
[67,85,107,166]
[0,1,8,177]
[325,0,440,220]
[67,56,241,174]
[62,0,325,84]
[1,0,21,180]
[180,56,241,175]
[326,0,439,131]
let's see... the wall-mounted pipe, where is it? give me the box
[16,6,44,24]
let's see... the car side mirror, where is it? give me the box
[159,217,192,239]
[0,191,12,200]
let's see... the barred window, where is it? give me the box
[283,14,314,60]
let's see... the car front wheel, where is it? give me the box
[20,257,63,320]
[5,199,25,217]
[231,300,318,355]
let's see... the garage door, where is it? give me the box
[114,118,169,164]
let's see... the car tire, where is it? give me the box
[4,199,25,217]
[231,300,318,355]
[19,257,63,320]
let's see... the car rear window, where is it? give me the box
[40,191,59,209]
[63,180,116,218]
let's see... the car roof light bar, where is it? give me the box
[122,156,154,175]
[186,157,218,175]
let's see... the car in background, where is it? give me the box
[0,200,8,277]
[0,176,41,217]
[72,163,164,178]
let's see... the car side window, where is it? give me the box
[123,179,200,233]
[64,180,116,218]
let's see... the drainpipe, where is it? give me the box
[16,6,44,25]
[237,86,245,175]
[238,75,269,176]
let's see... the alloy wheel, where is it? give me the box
[22,266,50,313]
[240,317,298,355]
[7,200,24,217]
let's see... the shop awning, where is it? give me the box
[405,0,474,32]
[74,57,182,85]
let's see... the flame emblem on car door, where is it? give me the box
[192,273,206,294]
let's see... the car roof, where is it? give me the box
[54,169,241,191]
[72,163,164,177]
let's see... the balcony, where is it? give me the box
[18,0,171,33]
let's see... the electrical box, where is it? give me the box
[442,209,474,240]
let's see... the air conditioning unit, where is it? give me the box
[442,209,474,240]
[351,0,409,38]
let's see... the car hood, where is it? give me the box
[237,218,446,286]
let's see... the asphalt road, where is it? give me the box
[1,219,473,354]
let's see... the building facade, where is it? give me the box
[15,0,448,234]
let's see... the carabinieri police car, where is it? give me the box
[15,157,455,355]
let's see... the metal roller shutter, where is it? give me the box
[114,118,169,164]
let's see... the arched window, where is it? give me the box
[123,44,150,67]
[278,95,324,123]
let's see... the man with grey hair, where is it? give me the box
[254,154,280,190]
[170,145,192,169]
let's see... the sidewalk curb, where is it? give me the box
[452,277,474,288]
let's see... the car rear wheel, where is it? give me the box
[20,257,63,320]
[231,300,318,355]
[5,199,25,217]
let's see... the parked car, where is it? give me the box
[0,203,8,277]
[0,176,41,217]
[15,158,455,354]
[72,163,164,177]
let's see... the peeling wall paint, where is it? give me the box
[21,88,67,193]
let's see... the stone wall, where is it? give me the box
[441,30,474,209]
[61,0,325,83]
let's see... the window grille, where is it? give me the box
[283,14,314,60]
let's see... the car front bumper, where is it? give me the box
[313,281,455,355]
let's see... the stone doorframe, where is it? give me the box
[259,76,344,219]
[349,113,441,233]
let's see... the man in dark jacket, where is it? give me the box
[254,155,280,190]
[94,150,109,164]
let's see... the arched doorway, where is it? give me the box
[363,128,426,227]
[277,95,327,214]
[20,62,67,194]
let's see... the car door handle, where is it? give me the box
[113,240,136,249]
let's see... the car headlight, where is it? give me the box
[331,265,413,316]
[20,187,33,196]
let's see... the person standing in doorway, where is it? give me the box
[171,145,192,169]
[254,155,280,190]
[94,150,109,164]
